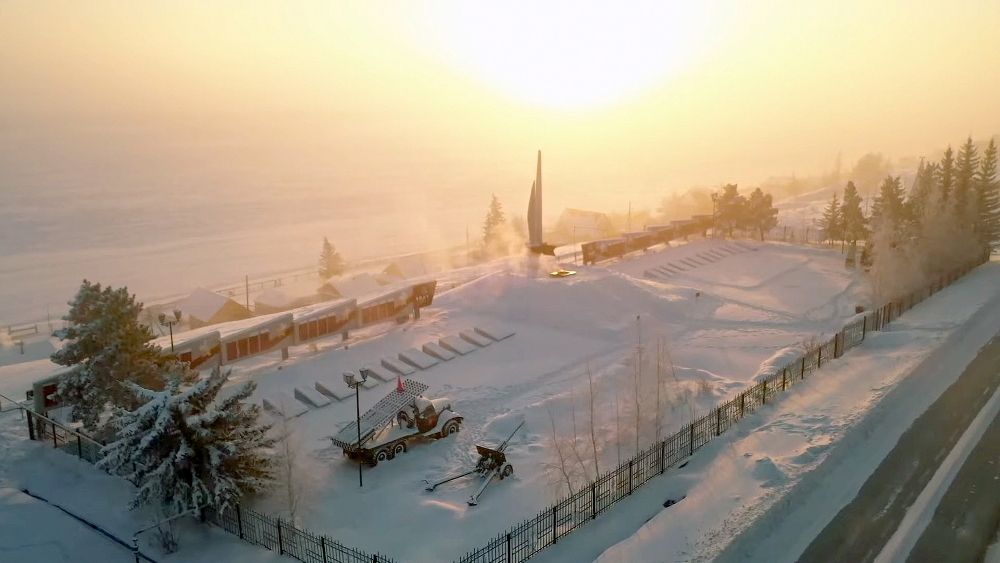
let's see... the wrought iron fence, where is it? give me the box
[211,503,398,563]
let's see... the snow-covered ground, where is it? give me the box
[169,239,865,562]
[12,237,962,563]
[520,258,1000,563]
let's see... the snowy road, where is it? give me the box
[795,334,1000,563]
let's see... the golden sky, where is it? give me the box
[3,0,999,211]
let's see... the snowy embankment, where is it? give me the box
[545,260,1000,563]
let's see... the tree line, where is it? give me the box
[818,137,999,300]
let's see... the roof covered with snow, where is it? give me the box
[177,287,242,322]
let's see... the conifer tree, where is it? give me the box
[51,281,185,432]
[955,137,980,222]
[978,138,1000,247]
[318,237,345,279]
[482,194,507,253]
[715,183,747,237]
[906,160,937,228]
[841,181,867,245]
[870,176,906,228]
[99,368,275,515]
[819,192,843,244]
[745,187,778,241]
[938,146,956,200]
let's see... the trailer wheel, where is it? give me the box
[393,443,406,456]
[375,448,392,462]
[502,464,514,478]
[442,419,460,437]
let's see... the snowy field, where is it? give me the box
[198,239,868,562]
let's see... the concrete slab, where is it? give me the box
[399,348,439,370]
[422,342,454,361]
[362,377,380,390]
[440,335,477,355]
[381,356,416,375]
[360,364,395,382]
[460,330,493,347]
[294,386,331,408]
[474,325,515,341]
[262,392,309,418]
[315,380,353,401]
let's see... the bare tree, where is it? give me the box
[546,405,575,496]
[587,364,601,476]
[655,337,664,444]
[633,315,643,455]
[614,386,622,467]
[568,390,591,482]
[275,409,305,524]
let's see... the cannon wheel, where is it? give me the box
[501,464,514,479]
[375,447,392,463]
[442,419,460,437]
[393,442,406,456]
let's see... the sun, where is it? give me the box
[410,1,719,111]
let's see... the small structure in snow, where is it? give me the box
[460,330,492,347]
[178,287,252,329]
[317,273,382,300]
[254,288,324,315]
[422,342,454,361]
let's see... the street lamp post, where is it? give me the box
[343,369,369,487]
[711,192,718,239]
[157,309,182,352]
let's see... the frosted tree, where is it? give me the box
[841,181,868,246]
[51,280,188,432]
[819,193,843,245]
[318,237,346,279]
[715,184,747,237]
[745,187,779,241]
[482,194,507,255]
[977,139,1000,247]
[938,146,956,200]
[870,176,906,231]
[99,368,275,519]
[906,161,937,231]
[955,137,980,223]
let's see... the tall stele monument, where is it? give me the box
[527,150,556,256]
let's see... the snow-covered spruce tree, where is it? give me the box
[955,137,980,224]
[318,237,346,279]
[745,187,778,241]
[841,181,868,246]
[98,367,275,517]
[819,192,843,245]
[482,194,508,257]
[51,280,186,432]
[938,145,956,200]
[977,139,1000,247]
[715,183,746,237]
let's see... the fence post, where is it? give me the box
[591,482,597,519]
[716,407,721,436]
[863,316,867,339]
[321,537,327,563]
[277,518,283,555]
[740,392,745,417]
[237,505,244,539]
[834,333,840,358]
[689,423,695,455]
[77,435,82,458]
[27,411,35,440]
[628,460,634,495]
[552,505,558,544]
[762,380,767,405]
[801,356,806,379]
[782,369,786,391]
[817,345,822,369]
[660,441,666,474]
[507,532,512,562]
[52,422,58,448]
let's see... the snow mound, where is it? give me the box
[360,364,395,382]
[751,456,787,488]
[753,345,806,382]
[474,324,515,341]
[439,336,476,355]
[459,330,492,347]
[381,357,415,376]
[294,386,331,408]
[262,392,309,418]
[315,380,352,401]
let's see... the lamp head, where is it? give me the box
[358,368,371,382]
[157,312,166,324]
[343,371,358,386]
[173,309,182,322]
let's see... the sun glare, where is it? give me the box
[410,1,719,111]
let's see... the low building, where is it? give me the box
[553,209,615,244]
[254,288,324,315]
[178,287,253,329]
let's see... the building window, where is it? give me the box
[226,342,238,361]
[249,335,260,354]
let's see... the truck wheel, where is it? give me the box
[442,420,460,437]
[393,443,406,456]
[502,464,514,478]
[376,448,391,462]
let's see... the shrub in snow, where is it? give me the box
[98,367,275,516]
[51,280,193,432]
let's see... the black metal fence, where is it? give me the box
[455,254,989,563]
[211,504,398,563]
[24,407,105,463]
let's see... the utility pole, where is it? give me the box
[627,202,632,233]
[245,275,250,311]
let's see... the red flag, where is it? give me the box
[396,376,405,393]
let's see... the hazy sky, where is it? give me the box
[2,0,999,212]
